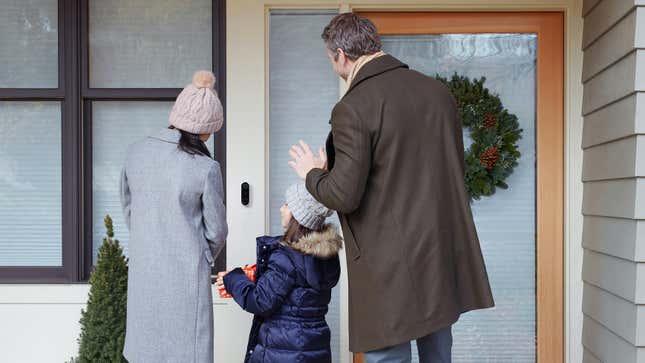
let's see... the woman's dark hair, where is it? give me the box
[283,217,322,244]
[168,126,212,158]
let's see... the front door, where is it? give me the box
[352,12,564,363]
[221,9,564,363]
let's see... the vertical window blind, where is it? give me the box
[0,102,62,266]
[89,0,212,88]
[0,0,58,88]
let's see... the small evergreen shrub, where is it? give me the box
[75,215,129,363]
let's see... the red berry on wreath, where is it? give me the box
[480,146,499,171]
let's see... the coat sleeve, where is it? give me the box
[306,102,371,214]
[202,162,228,261]
[119,167,132,230]
[223,252,296,317]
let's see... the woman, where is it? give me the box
[120,71,227,363]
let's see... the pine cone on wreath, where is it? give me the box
[480,146,499,171]
[483,113,496,129]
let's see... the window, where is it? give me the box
[0,0,226,282]
[88,0,213,88]
[0,102,62,267]
[0,0,59,88]
[91,101,178,262]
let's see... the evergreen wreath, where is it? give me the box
[437,74,523,200]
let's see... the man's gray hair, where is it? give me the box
[321,13,382,61]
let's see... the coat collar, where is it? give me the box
[282,224,343,258]
[150,128,181,144]
[344,54,409,97]
[257,235,282,247]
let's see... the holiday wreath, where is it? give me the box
[437,74,523,200]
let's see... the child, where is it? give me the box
[216,183,342,363]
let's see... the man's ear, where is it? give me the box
[336,48,346,63]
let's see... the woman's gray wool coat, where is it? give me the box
[120,128,227,363]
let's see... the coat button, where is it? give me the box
[262,245,267,250]
[260,259,265,263]
[249,350,253,354]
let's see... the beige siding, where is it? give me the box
[582,0,644,48]
[582,9,638,81]
[582,51,645,114]
[582,250,645,303]
[582,216,645,261]
[582,93,642,148]
[583,349,604,363]
[583,282,644,345]
[582,178,640,218]
[583,316,641,362]
[583,0,601,16]
[582,135,640,180]
[582,1,645,361]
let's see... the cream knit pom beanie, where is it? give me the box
[169,70,224,134]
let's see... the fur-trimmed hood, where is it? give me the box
[283,224,343,258]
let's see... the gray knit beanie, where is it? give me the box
[169,70,224,134]
[285,183,333,230]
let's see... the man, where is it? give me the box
[289,13,494,363]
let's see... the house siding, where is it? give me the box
[0,1,591,362]
[582,0,645,361]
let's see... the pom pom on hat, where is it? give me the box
[169,70,224,134]
[192,70,216,89]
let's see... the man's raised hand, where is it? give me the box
[288,140,326,180]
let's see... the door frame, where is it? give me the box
[225,4,567,362]
[355,12,565,363]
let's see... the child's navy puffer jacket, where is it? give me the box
[224,224,343,363]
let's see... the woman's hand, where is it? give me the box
[215,271,229,289]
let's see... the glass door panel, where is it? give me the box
[268,9,343,362]
[382,33,537,362]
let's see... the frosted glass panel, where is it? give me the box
[269,10,342,362]
[383,34,537,362]
[0,102,61,266]
[92,102,216,261]
[0,0,58,88]
[89,0,212,88]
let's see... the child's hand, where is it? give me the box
[215,271,229,289]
